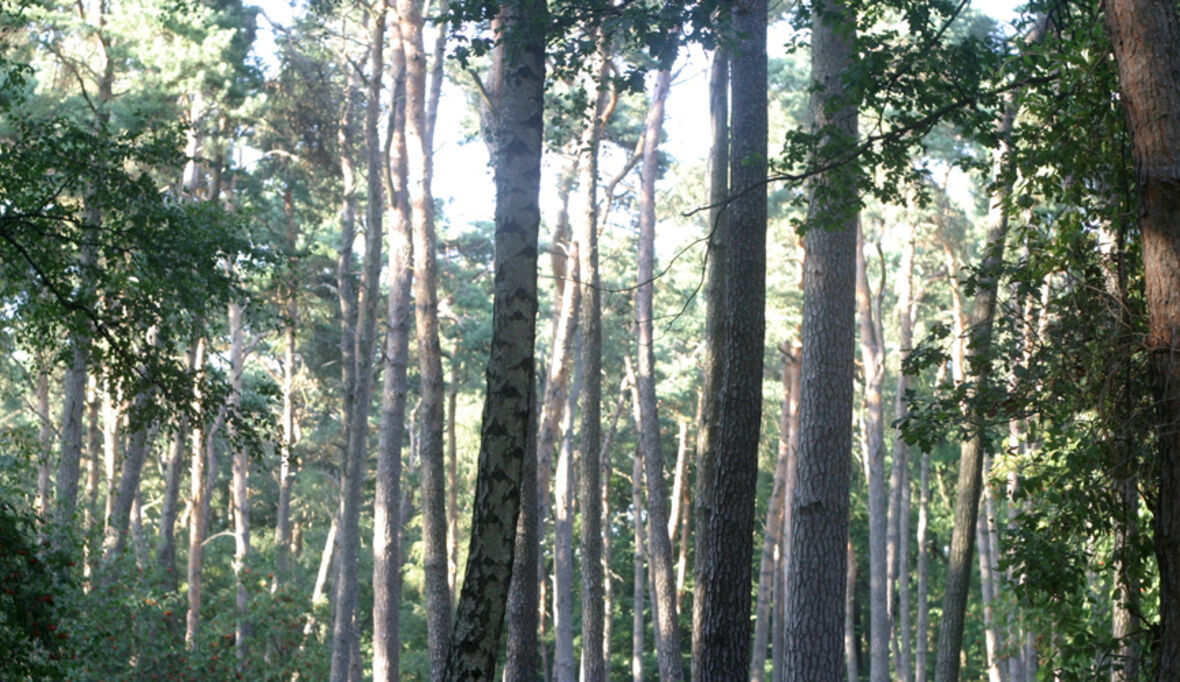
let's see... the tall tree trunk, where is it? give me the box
[784,0,857,677]
[276,185,300,587]
[691,41,730,676]
[602,377,628,678]
[857,224,890,682]
[35,360,51,520]
[891,227,917,682]
[916,445,931,682]
[695,2,767,677]
[443,2,545,676]
[328,48,362,681]
[102,386,153,562]
[228,300,251,661]
[185,339,208,650]
[374,15,410,680]
[976,480,1003,682]
[751,351,795,682]
[554,354,581,682]
[157,412,188,590]
[1101,0,1180,678]
[933,104,1021,682]
[399,3,451,675]
[635,64,683,682]
[576,35,609,682]
[633,441,648,682]
[846,537,859,682]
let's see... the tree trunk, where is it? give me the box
[916,445,931,682]
[857,224,890,682]
[35,360,51,520]
[602,377,628,679]
[157,412,188,590]
[634,64,683,682]
[933,103,1020,682]
[554,354,581,682]
[374,15,410,680]
[891,227,917,682]
[276,185,300,587]
[633,441,648,682]
[228,299,251,661]
[443,2,545,676]
[328,48,362,682]
[846,538,859,682]
[185,338,208,650]
[976,482,1002,682]
[399,3,452,676]
[691,41,729,676]
[1101,0,1180,678]
[751,351,795,682]
[784,0,858,677]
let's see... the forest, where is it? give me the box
[2,0,1179,679]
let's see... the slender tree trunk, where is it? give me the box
[158,413,188,590]
[602,378,628,677]
[185,339,208,650]
[857,224,890,682]
[102,386,153,562]
[374,16,410,680]
[399,4,451,675]
[576,36,609,682]
[227,300,251,661]
[933,103,1021,682]
[634,64,683,682]
[443,3,545,676]
[554,354,581,682]
[916,445,931,682]
[891,227,917,682]
[1101,0,1180,678]
[977,484,1002,682]
[328,47,362,681]
[691,41,729,676]
[35,361,51,520]
[846,538,859,682]
[633,443,648,682]
[276,185,300,587]
[448,366,459,595]
[784,0,857,677]
[751,352,795,682]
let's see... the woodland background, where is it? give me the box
[1,0,1177,680]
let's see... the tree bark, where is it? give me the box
[554,354,581,682]
[784,0,858,677]
[857,224,890,682]
[635,64,683,682]
[846,537,859,682]
[443,2,545,676]
[276,185,300,587]
[695,1,767,677]
[916,444,931,682]
[228,299,251,661]
[185,339,208,650]
[691,42,729,676]
[374,10,411,680]
[890,227,916,682]
[633,437,648,682]
[1101,0,1180,678]
[751,351,795,682]
[933,104,1020,682]
[399,2,452,677]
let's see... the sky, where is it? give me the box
[246,0,1028,238]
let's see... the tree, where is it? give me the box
[443,0,546,676]
[1101,0,1180,678]
[693,0,768,677]
[783,0,858,678]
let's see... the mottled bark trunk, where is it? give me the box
[857,224,890,682]
[228,300,251,661]
[443,2,545,676]
[784,0,857,677]
[977,483,1002,682]
[374,17,410,681]
[1101,0,1180,678]
[634,64,683,682]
